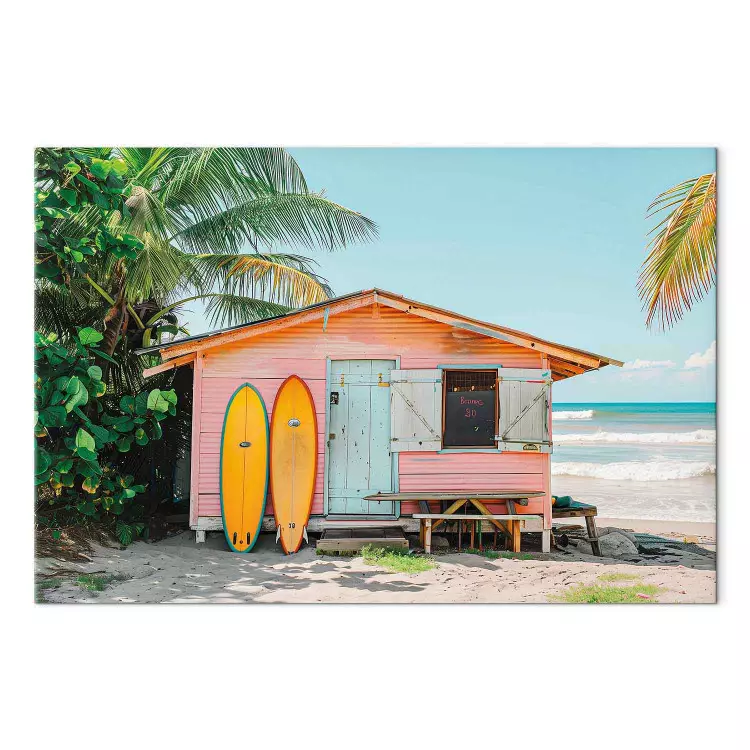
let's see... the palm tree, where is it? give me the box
[37,147,377,361]
[637,173,716,330]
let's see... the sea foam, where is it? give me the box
[551,460,716,481]
[552,410,594,421]
[554,429,715,445]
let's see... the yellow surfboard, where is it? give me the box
[220,383,269,553]
[270,375,318,554]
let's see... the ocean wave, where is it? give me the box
[552,460,716,481]
[555,429,715,444]
[552,410,594,421]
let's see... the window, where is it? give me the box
[442,370,497,448]
[389,367,552,453]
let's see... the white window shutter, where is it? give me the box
[390,369,443,451]
[496,369,551,452]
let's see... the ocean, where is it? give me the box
[551,402,716,523]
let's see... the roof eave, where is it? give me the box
[141,287,622,379]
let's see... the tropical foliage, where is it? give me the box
[35,150,178,542]
[638,173,716,330]
[35,328,176,545]
[35,147,377,543]
[36,147,377,362]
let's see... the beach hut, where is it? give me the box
[140,289,622,552]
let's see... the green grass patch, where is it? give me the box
[74,573,124,592]
[361,544,436,574]
[465,548,534,561]
[550,583,665,604]
[598,572,642,582]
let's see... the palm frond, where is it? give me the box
[157,148,308,212]
[123,185,173,240]
[123,233,193,301]
[637,173,716,330]
[35,280,107,341]
[186,251,332,307]
[122,148,179,188]
[202,294,291,328]
[171,191,378,254]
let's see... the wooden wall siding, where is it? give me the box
[195,304,549,521]
[398,452,545,515]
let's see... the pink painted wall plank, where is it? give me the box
[398,473,544,491]
[399,452,545,474]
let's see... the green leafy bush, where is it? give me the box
[35,328,176,534]
[34,149,143,286]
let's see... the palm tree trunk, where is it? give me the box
[100,293,127,379]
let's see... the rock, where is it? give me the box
[597,527,638,546]
[408,534,449,551]
[430,535,450,550]
[576,532,639,558]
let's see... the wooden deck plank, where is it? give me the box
[413,513,535,520]
[365,491,543,502]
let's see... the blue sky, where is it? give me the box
[185,148,716,403]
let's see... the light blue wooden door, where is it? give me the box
[327,360,396,516]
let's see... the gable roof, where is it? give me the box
[138,288,623,381]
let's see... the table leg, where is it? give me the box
[511,521,521,553]
[470,520,475,549]
[432,498,469,532]
[468,498,512,542]
[585,515,602,557]
[424,519,432,554]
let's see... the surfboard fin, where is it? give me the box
[275,525,281,543]
[303,525,308,543]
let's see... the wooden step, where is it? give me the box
[316,527,409,553]
[320,518,405,528]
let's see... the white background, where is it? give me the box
[3,2,745,748]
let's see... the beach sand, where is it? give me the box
[36,522,716,604]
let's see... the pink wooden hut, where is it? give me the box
[142,289,622,551]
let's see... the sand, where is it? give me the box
[37,520,716,604]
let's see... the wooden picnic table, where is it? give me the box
[364,491,545,554]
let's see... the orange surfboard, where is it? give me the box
[220,383,269,553]
[270,376,318,554]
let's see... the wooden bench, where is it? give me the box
[552,501,601,556]
[414,513,536,553]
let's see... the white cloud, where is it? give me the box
[684,341,716,369]
[623,358,676,370]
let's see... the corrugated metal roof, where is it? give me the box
[134,289,365,356]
